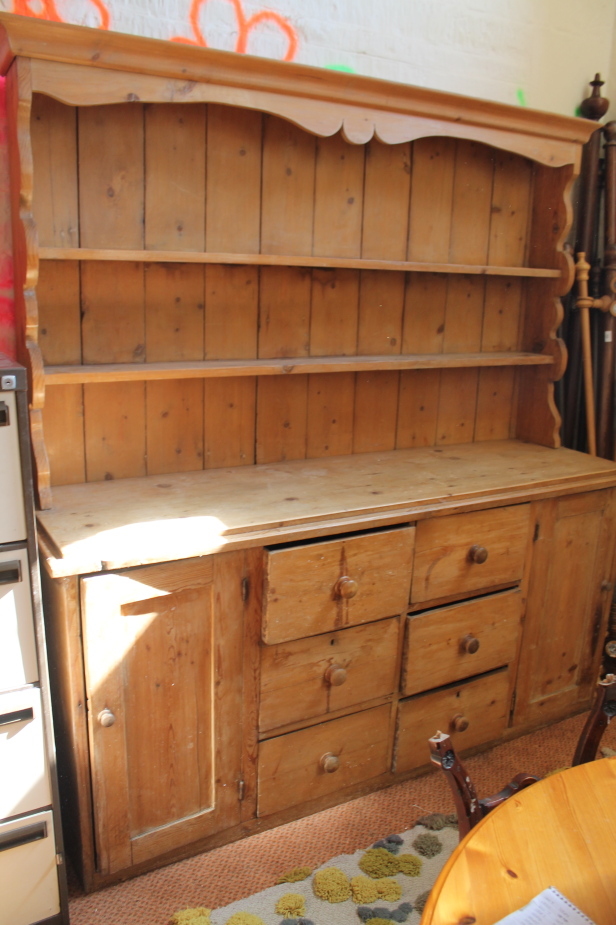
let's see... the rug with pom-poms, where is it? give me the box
[169,815,458,925]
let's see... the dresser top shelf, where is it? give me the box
[37,247,563,278]
[37,441,616,578]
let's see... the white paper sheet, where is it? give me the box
[495,887,597,925]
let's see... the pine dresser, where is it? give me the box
[2,11,616,890]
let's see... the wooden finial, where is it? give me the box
[580,73,609,121]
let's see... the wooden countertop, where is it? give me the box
[37,440,616,577]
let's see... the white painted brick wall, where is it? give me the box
[1,0,616,117]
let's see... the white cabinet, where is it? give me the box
[0,356,67,925]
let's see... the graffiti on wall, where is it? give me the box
[13,0,110,27]
[7,1,299,59]
[171,0,298,60]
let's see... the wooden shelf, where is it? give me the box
[38,247,562,279]
[44,352,555,385]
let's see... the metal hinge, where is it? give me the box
[241,577,250,603]
[238,779,245,801]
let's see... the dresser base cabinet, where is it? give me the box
[3,12,616,893]
[513,490,616,729]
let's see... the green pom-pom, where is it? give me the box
[414,890,431,914]
[398,854,422,877]
[359,847,400,878]
[276,866,313,884]
[412,833,443,858]
[225,914,266,925]
[169,909,211,925]
[313,867,351,902]
[275,893,306,918]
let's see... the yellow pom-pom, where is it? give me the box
[276,866,313,884]
[350,875,378,904]
[169,908,211,925]
[350,875,402,904]
[374,878,402,902]
[398,854,422,877]
[275,893,306,919]
[225,914,266,925]
[359,847,401,879]
[313,866,351,902]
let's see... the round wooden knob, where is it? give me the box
[451,714,469,733]
[325,664,348,687]
[98,708,116,728]
[335,576,358,600]
[469,544,488,564]
[320,752,340,773]
[460,634,480,655]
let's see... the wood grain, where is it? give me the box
[258,704,391,817]
[411,503,531,603]
[395,668,511,773]
[403,589,522,696]
[260,616,399,732]
[262,527,414,644]
[422,759,616,925]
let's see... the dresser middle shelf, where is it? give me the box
[44,351,554,385]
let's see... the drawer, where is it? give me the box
[0,391,26,544]
[395,668,511,773]
[263,527,414,644]
[0,810,60,925]
[411,504,531,603]
[258,703,391,816]
[402,590,522,696]
[0,547,38,692]
[0,687,51,819]
[260,616,400,733]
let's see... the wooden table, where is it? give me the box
[421,756,616,925]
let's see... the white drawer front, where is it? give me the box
[0,687,51,819]
[0,810,60,925]
[0,547,38,691]
[0,391,26,544]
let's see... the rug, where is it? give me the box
[169,814,459,925]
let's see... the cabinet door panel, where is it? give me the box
[513,490,616,727]
[81,553,245,875]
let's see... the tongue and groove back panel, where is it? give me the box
[31,95,563,488]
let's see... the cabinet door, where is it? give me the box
[81,553,246,875]
[513,490,616,728]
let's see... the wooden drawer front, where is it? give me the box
[395,669,511,773]
[0,547,38,692]
[411,505,530,603]
[403,590,522,696]
[263,527,414,644]
[258,703,391,816]
[260,617,399,733]
[0,810,60,925]
[0,687,51,820]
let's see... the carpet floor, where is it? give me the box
[67,712,616,925]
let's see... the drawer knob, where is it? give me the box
[320,752,340,773]
[469,544,488,564]
[335,576,359,600]
[460,634,480,655]
[451,713,469,733]
[325,664,348,687]
[98,708,116,728]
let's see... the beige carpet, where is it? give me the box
[175,818,459,925]
[67,712,616,925]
